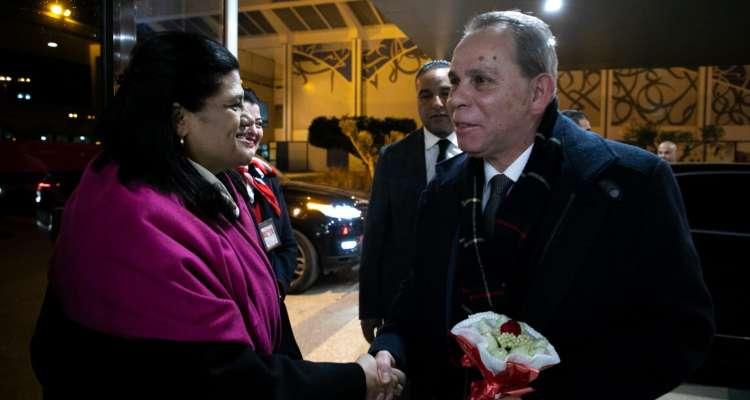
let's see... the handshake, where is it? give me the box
[356,350,405,400]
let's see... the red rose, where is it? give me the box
[500,320,522,336]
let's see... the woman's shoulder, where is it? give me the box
[72,162,190,224]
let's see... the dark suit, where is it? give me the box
[371,107,714,399]
[248,167,303,360]
[359,128,427,320]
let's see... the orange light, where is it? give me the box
[50,4,63,15]
[63,9,71,17]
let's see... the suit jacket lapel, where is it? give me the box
[523,178,609,331]
[410,128,427,187]
[523,117,619,331]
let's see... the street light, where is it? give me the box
[543,0,563,13]
[48,3,71,18]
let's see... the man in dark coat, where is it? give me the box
[370,10,714,399]
[359,60,461,342]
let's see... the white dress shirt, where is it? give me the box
[481,144,534,210]
[424,128,462,183]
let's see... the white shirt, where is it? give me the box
[424,128,461,183]
[481,144,534,210]
[188,159,240,218]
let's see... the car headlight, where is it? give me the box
[306,201,362,219]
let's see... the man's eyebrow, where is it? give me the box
[465,67,498,76]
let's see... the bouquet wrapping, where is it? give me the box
[450,312,560,399]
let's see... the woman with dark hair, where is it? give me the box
[29,32,402,399]
[236,88,302,360]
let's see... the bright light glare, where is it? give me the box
[543,0,563,13]
[47,42,58,48]
[306,202,362,219]
[50,4,63,15]
[63,9,71,17]
[41,135,48,141]
[340,240,358,250]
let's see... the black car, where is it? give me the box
[671,163,749,389]
[34,170,367,294]
[278,177,368,293]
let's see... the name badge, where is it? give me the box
[258,219,280,251]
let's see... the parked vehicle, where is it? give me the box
[34,170,367,293]
[671,163,749,389]
[277,176,367,293]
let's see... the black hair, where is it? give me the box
[561,109,588,123]
[415,59,450,81]
[243,88,260,105]
[94,31,240,222]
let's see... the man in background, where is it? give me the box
[359,60,461,343]
[561,108,592,131]
[658,140,678,163]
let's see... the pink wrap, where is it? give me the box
[50,161,280,354]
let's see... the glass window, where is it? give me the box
[118,0,224,84]
[0,0,103,216]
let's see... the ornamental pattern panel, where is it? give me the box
[557,70,601,123]
[362,38,429,88]
[612,67,698,126]
[712,65,750,125]
[292,44,352,86]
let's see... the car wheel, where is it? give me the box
[288,229,320,293]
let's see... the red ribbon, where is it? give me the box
[237,160,281,221]
[455,335,539,400]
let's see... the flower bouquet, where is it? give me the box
[450,312,560,399]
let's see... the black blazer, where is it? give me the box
[371,110,714,399]
[249,170,297,295]
[359,128,427,320]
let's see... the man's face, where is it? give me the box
[447,29,538,162]
[657,143,677,162]
[577,117,592,131]
[416,67,454,137]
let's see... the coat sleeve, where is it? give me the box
[368,176,434,371]
[531,160,715,399]
[358,146,392,319]
[31,286,366,399]
[267,176,298,295]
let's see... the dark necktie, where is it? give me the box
[436,139,451,163]
[483,174,513,236]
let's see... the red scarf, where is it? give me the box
[237,158,281,221]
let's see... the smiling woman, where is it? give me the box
[28,31,398,399]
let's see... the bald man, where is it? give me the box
[657,141,677,163]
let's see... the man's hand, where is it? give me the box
[375,351,405,399]
[360,318,383,343]
[357,352,405,400]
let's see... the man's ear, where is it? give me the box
[529,73,556,115]
[173,102,189,139]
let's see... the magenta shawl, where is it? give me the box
[50,161,280,354]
